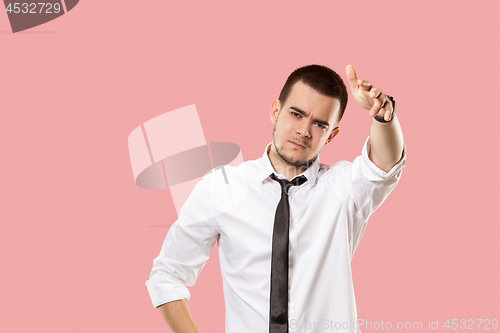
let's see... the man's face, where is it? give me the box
[269,80,341,172]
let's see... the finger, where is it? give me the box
[373,98,393,120]
[384,99,394,121]
[376,107,392,121]
[385,109,392,121]
[369,87,383,99]
[345,64,359,91]
[371,88,387,111]
[359,79,372,91]
[370,97,384,115]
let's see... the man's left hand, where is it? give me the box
[346,64,393,122]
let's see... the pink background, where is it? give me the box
[1,1,499,332]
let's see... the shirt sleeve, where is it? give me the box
[347,136,407,255]
[145,173,220,309]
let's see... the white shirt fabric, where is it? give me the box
[146,136,407,333]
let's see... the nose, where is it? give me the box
[296,121,311,138]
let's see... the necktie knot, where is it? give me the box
[270,174,307,195]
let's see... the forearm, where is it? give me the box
[157,299,201,333]
[368,112,404,172]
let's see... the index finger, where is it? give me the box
[345,64,358,91]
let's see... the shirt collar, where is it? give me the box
[259,141,321,187]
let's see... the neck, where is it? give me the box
[267,143,315,181]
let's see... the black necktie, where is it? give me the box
[269,173,308,333]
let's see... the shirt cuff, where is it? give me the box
[361,136,407,180]
[145,274,191,308]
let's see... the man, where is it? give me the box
[146,64,406,333]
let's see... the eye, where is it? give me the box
[316,123,326,129]
[291,112,301,118]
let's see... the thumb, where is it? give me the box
[345,64,358,91]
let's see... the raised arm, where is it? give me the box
[346,64,404,172]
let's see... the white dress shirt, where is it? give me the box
[146,136,407,333]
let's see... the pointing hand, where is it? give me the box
[346,64,394,122]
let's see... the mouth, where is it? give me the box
[289,140,306,149]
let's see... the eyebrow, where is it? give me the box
[289,107,330,128]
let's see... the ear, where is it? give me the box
[325,127,340,145]
[270,99,281,125]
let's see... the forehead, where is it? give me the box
[284,80,341,123]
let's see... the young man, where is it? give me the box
[146,64,406,333]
